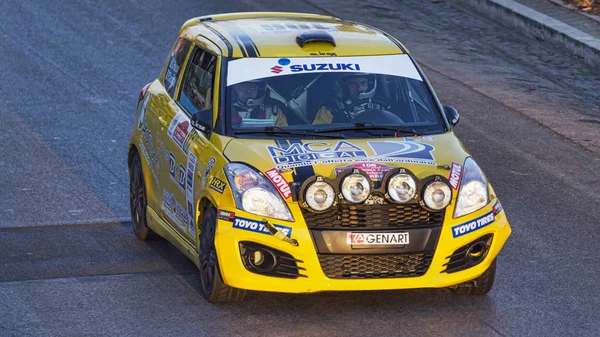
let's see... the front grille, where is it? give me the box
[318,252,434,279]
[302,203,443,229]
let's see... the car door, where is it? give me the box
[158,44,218,243]
[140,38,192,215]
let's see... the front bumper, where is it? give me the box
[215,203,511,293]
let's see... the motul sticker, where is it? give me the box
[264,168,292,199]
[449,162,463,190]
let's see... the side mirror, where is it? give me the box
[191,109,213,136]
[443,106,460,128]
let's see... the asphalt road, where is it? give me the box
[0,0,599,336]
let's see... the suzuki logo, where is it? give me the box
[270,65,283,74]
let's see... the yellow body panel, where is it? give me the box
[180,14,407,58]
[215,205,510,293]
[128,12,511,294]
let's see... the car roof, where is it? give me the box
[180,12,408,58]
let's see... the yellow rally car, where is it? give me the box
[128,12,511,303]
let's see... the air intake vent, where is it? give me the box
[296,32,336,47]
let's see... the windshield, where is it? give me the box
[225,54,444,138]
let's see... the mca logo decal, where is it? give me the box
[368,139,435,161]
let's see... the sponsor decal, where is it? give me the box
[203,157,216,186]
[173,121,190,148]
[165,56,179,94]
[168,153,186,191]
[226,55,422,86]
[270,65,283,74]
[449,162,463,190]
[289,63,360,73]
[169,153,176,177]
[205,157,216,176]
[368,139,435,160]
[140,121,159,172]
[187,201,196,238]
[217,210,235,222]
[451,112,460,125]
[161,189,188,231]
[157,139,169,162]
[186,154,197,197]
[185,153,197,236]
[191,119,209,134]
[137,94,151,130]
[178,164,186,190]
[264,168,291,199]
[309,52,338,57]
[347,232,409,245]
[138,139,159,185]
[420,136,435,141]
[182,129,198,154]
[335,162,392,182]
[266,140,435,170]
[232,216,292,238]
[209,177,226,194]
[451,211,495,238]
[253,22,337,35]
[167,112,192,151]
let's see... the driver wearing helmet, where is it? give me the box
[231,80,286,126]
[313,73,391,124]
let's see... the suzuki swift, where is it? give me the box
[128,12,511,302]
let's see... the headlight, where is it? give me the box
[305,180,335,211]
[224,163,293,221]
[422,180,451,211]
[454,158,489,218]
[341,173,370,203]
[387,173,417,203]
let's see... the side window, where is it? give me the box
[164,38,192,98]
[177,47,217,114]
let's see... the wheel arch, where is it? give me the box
[128,144,139,170]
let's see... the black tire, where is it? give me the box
[129,152,159,241]
[199,205,247,303]
[451,259,497,295]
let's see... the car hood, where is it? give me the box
[223,132,471,184]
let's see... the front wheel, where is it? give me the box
[199,205,246,303]
[450,259,496,295]
[129,152,159,241]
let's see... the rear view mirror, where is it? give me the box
[191,109,212,136]
[443,106,460,128]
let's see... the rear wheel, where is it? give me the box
[451,259,496,295]
[129,152,159,240]
[199,205,246,303]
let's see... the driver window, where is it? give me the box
[164,38,192,98]
[177,46,217,115]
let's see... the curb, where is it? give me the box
[448,0,600,69]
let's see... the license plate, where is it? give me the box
[347,232,409,245]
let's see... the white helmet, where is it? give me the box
[234,79,266,109]
[337,73,377,102]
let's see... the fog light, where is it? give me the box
[252,250,265,266]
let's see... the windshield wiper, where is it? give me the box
[235,126,346,139]
[314,123,418,137]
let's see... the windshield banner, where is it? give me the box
[227,54,422,86]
